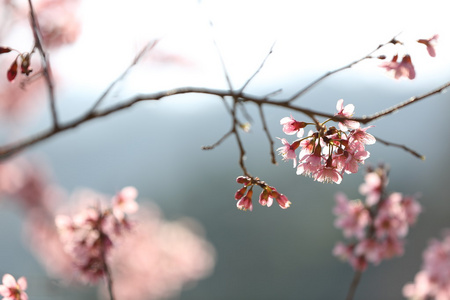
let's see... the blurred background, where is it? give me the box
[0,0,449,299]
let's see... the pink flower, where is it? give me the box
[269,188,291,209]
[280,116,306,137]
[236,189,253,211]
[0,274,28,300]
[333,193,370,239]
[380,54,416,80]
[349,126,376,146]
[403,231,450,299]
[258,188,273,207]
[418,34,439,57]
[277,138,300,167]
[335,99,360,131]
[314,165,343,184]
[296,153,322,177]
[112,186,139,220]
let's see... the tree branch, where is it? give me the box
[28,0,59,129]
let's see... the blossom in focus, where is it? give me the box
[380,54,416,80]
[403,231,450,300]
[280,115,306,137]
[417,34,439,57]
[333,167,421,271]
[234,176,291,210]
[0,274,28,300]
[335,99,360,131]
[279,100,375,184]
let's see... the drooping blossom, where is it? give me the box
[280,115,306,137]
[335,99,360,131]
[333,167,421,271]
[279,99,375,184]
[403,231,450,300]
[234,176,291,210]
[277,138,300,167]
[417,34,439,57]
[380,54,416,80]
[0,274,28,300]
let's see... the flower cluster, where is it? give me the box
[333,167,421,271]
[378,34,438,80]
[55,187,139,283]
[234,176,291,211]
[0,274,28,300]
[403,231,450,300]
[278,99,375,184]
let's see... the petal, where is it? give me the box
[17,277,27,290]
[2,274,16,287]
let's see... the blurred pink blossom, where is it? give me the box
[105,206,215,300]
[380,54,416,80]
[0,274,28,300]
[403,231,450,300]
[418,34,439,57]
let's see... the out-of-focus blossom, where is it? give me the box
[0,274,28,300]
[333,167,421,271]
[417,34,439,57]
[104,206,215,300]
[112,186,139,221]
[34,0,82,48]
[55,188,139,283]
[403,231,450,300]
[380,54,416,80]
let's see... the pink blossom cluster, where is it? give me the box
[106,206,216,300]
[278,99,375,184]
[0,274,28,300]
[379,34,438,80]
[403,231,450,300]
[55,187,139,283]
[333,167,421,271]
[234,175,291,211]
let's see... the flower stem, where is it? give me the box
[346,270,362,300]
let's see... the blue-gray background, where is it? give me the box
[1,0,450,299]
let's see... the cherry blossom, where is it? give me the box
[403,231,450,300]
[380,54,416,80]
[417,34,439,57]
[279,100,375,184]
[280,115,306,137]
[333,167,421,271]
[234,176,291,210]
[0,274,28,300]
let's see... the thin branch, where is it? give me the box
[346,270,362,300]
[374,136,425,160]
[287,37,394,103]
[258,104,277,164]
[88,40,159,113]
[28,0,59,129]
[0,79,448,160]
[239,41,276,93]
[202,128,233,150]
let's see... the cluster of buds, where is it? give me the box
[278,99,375,184]
[55,187,139,283]
[403,231,450,300]
[378,34,438,80]
[332,167,421,271]
[235,176,291,211]
[0,274,28,300]
[0,47,33,82]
